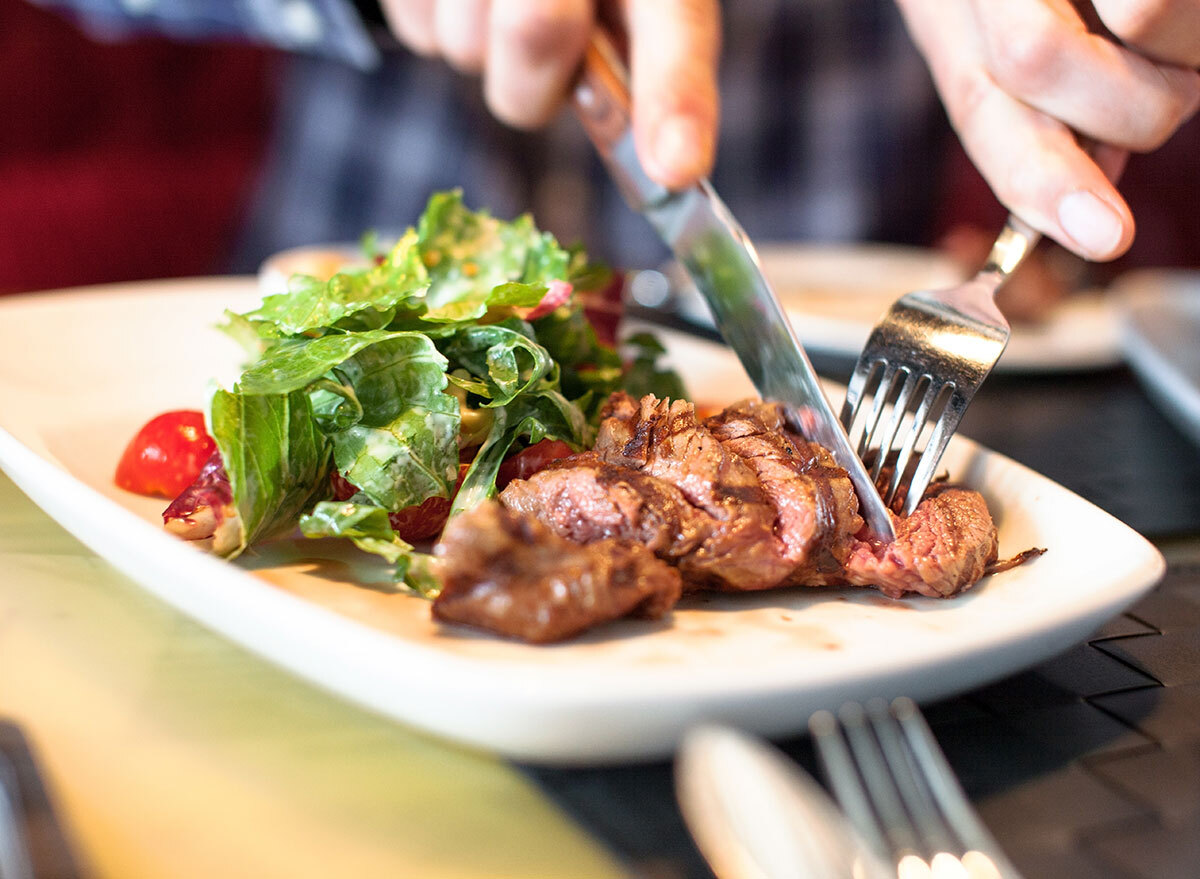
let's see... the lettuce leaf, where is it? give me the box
[240,230,430,337]
[209,388,333,556]
[418,190,569,322]
[202,189,684,580]
[298,501,441,596]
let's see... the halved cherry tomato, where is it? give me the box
[115,410,217,499]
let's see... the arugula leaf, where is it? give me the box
[300,500,411,566]
[332,396,460,512]
[417,190,570,320]
[439,320,557,406]
[299,501,441,597]
[240,230,430,336]
[236,330,431,396]
[452,389,587,516]
[209,388,333,556]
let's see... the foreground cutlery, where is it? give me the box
[676,725,891,879]
[811,698,1024,879]
[0,754,33,879]
[571,32,895,542]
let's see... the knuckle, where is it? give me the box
[944,70,991,136]
[443,40,485,73]
[493,0,589,63]
[1097,0,1170,46]
[983,23,1062,99]
[1129,73,1200,150]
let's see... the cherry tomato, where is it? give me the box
[497,439,574,488]
[115,410,217,499]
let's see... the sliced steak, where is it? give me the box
[432,501,682,643]
[500,452,709,561]
[703,399,863,584]
[586,393,794,590]
[841,484,999,598]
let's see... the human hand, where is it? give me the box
[376,0,720,189]
[896,0,1200,261]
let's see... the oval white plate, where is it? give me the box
[0,278,1162,764]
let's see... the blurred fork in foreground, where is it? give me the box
[811,697,1024,879]
[841,216,1039,515]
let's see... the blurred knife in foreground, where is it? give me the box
[571,33,895,542]
[676,725,891,879]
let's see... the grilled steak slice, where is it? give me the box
[500,452,709,561]
[842,484,999,598]
[703,400,863,584]
[432,501,682,643]
[591,393,793,590]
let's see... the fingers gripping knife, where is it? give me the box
[571,32,896,542]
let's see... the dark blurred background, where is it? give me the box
[3,0,1199,296]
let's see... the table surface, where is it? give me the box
[2,321,1200,879]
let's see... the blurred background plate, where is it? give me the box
[1113,269,1200,448]
[654,243,1122,374]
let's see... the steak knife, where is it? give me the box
[571,33,895,541]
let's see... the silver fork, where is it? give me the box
[841,216,1038,515]
[811,697,1024,879]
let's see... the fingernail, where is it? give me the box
[1057,191,1124,257]
[653,115,707,185]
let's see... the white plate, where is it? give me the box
[668,243,1123,373]
[1113,269,1200,448]
[0,278,1163,764]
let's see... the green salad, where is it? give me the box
[207,191,683,591]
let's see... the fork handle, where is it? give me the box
[980,215,1041,283]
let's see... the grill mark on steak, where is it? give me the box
[500,452,709,561]
[702,400,864,585]
[432,501,681,643]
[591,393,795,590]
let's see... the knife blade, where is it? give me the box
[571,33,895,542]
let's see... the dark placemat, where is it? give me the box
[523,549,1200,879]
[958,369,1200,539]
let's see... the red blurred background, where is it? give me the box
[0,0,275,294]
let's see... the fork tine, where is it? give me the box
[882,380,948,510]
[811,703,921,863]
[864,699,961,859]
[808,709,892,860]
[858,365,904,461]
[867,370,924,487]
[900,390,966,515]
[839,357,880,431]
[892,698,1019,876]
